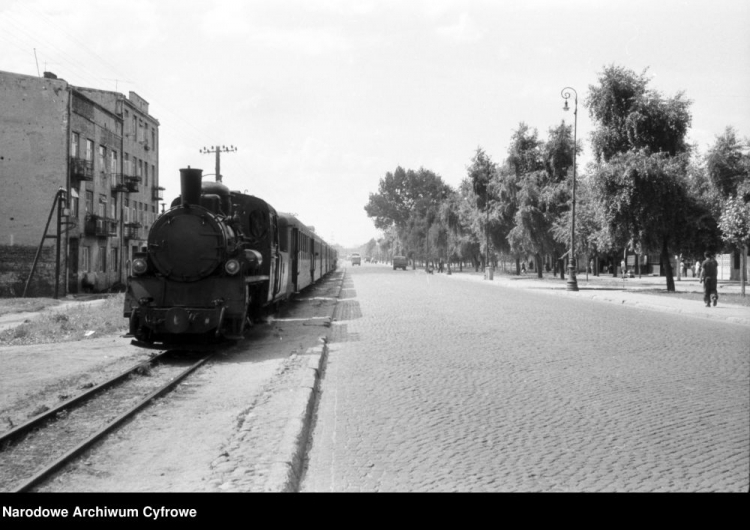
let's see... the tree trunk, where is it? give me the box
[611,251,617,277]
[535,253,543,278]
[515,257,521,275]
[661,237,675,292]
[742,244,747,297]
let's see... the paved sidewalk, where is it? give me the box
[438,268,750,327]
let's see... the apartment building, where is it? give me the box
[0,70,162,297]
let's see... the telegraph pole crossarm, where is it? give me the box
[199,145,237,182]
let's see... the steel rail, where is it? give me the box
[11,353,213,493]
[0,351,171,448]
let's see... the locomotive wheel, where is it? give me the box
[130,312,154,343]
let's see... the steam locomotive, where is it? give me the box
[124,167,337,344]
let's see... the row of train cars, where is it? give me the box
[124,167,338,345]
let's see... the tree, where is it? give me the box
[365,166,451,266]
[586,65,693,291]
[364,238,377,259]
[503,124,549,276]
[466,148,497,268]
[496,122,576,278]
[587,65,691,162]
[591,151,695,291]
[706,127,750,200]
[718,196,750,296]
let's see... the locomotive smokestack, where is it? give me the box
[180,167,203,206]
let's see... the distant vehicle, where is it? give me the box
[393,256,408,270]
[351,253,361,266]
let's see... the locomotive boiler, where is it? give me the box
[124,167,337,344]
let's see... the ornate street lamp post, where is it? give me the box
[561,87,579,291]
[485,191,492,280]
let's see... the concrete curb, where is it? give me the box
[268,268,346,492]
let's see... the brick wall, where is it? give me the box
[0,244,58,297]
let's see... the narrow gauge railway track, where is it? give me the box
[0,350,213,492]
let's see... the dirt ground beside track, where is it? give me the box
[0,273,342,492]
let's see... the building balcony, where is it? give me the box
[110,173,129,193]
[124,222,142,240]
[152,186,165,201]
[70,157,94,181]
[124,174,141,193]
[84,214,117,238]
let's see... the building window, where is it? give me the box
[144,163,149,187]
[71,132,79,157]
[151,130,156,150]
[110,248,118,272]
[124,153,130,176]
[110,150,118,175]
[124,198,129,223]
[81,247,90,272]
[99,246,107,272]
[133,115,137,139]
[71,189,79,218]
[98,145,106,174]
[85,191,94,213]
[85,139,94,161]
[152,164,156,186]
[138,159,143,178]
[98,195,107,217]
[110,196,117,219]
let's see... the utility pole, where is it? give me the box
[199,145,237,182]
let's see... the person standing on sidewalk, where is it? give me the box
[700,251,719,307]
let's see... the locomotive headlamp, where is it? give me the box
[224,259,241,275]
[132,258,148,275]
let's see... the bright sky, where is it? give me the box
[2,0,749,248]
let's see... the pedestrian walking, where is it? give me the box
[700,251,719,307]
[695,260,701,278]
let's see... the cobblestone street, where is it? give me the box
[301,265,750,492]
